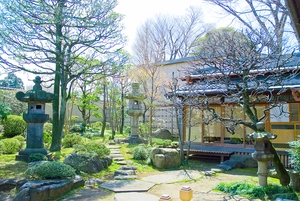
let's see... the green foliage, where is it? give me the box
[2,115,26,138]
[139,123,149,137]
[132,144,150,160]
[70,124,85,133]
[124,125,131,134]
[90,122,102,130]
[43,131,52,148]
[0,104,11,123]
[0,90,26,116]
[288,140,300,172]
[13,135,26,142]
[0,138,22,154]
[25,161,76,179]
[62,134,83,148]
[29,153,48,162]
[152,138,172,147]
[73,142,110,158]
[70,116,79,123]
[0,73,24,89]
[215,182,298,200]
[105,122,110,129]
[44,122,53,134]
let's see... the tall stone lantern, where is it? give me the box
[125,83,146,144]
[15,76,55,161]
[247,122,277,186]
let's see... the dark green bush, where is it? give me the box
[25,161,76,179]
[29,153,48,162]
[73,142,110,158]
[90,122,102,130]
[215,182,298,200]
[2,115,26,138]
[62,134,83,148]
[132,144,150,160]
[152,138,172,148]
[0,138,22,154]
[70,124,85,133]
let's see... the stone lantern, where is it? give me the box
[247,122,277,186]
[15,76,55,161]
[124,83,146,144]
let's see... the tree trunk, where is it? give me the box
[50,0,63,152]
[119,90,124,134]
[100,83,107,137]
[270,143,290,186]
[50,73,61,151]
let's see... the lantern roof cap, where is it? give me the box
[16,76,55,103]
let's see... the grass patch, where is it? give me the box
[215,182,298,200]
[0,154,27,178]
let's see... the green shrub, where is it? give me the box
[288,140,300,172]
[0,138,22,154]
[132,144,150,160]
[70,124,85,133]
[25,161,76,179]
[124,125,131,134]
[73,142,110,158]
[152,138,172,148]
[215,182,298,200]
[44,122,53,134]
[90,122,102,130]
[29,153,48,162]
[13,135,26,142]
[43,131,52,145]
[2,115,26,138]
[62,134,83,148]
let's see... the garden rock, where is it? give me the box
[229,154,257,168]
[0,178,25,191]
[64,153,104,173]
[13,177,84,201]
[150,148,181,169]
[153,129,173,140]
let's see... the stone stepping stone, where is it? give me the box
[110,154,123,158]
[120,166,137,171]
[114,170,136,176]
[110,150,121,154]
[85,178,105,186]
[107,145,121,149]
[116,160,132,165]
[114,175,138,180]
[113,157,125,161]
[101,180,155,193]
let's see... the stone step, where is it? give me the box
[120,166,137,171]
[113,157,125,161]
[114,175,138,180]
[107,145,121,149]
[110,150,121,154]
[116,161,132,165]
[114,170,136,176]
[110,154,123,158]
